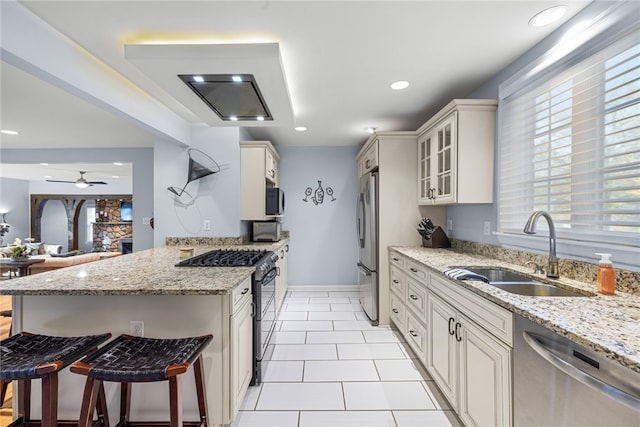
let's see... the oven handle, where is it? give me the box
[523,331,640,410]
[261,267,279,284]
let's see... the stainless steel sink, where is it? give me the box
[456,267,588,297]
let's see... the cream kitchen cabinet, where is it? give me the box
[357,139,379,177]
[229,278,254,417]
[417,99,497,205]
[428,274,512,427]
[275,242,289,313]
[240,140,281,220]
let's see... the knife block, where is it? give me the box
[422,226,451,248]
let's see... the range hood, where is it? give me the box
[178,74,272,121]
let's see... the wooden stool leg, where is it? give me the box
[41,372,58,427]
[168,375,182,427]
[120,382,131,425]
[0,380,8,407]
[17,380,31,421]
[193,356,209,426]
[96,381,110,427]
[78,377,101,427]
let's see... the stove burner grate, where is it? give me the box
[176,249,270,267]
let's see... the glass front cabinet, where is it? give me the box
[418,113,457,205]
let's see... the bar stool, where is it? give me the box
[0,331,112,427]
[72,334,213,427]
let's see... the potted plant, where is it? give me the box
[8,245,30,261]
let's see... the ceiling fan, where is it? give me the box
[46,171,108,188]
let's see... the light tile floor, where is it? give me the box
[231,290,463,427]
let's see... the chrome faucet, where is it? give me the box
[523,211,559,279]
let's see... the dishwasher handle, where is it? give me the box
[523,331,640,411]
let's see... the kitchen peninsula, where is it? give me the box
[0,240,287,426]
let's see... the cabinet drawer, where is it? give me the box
[231,277,252,314]
[430,274,513,346]
[406,259,427,282]
[389,292,405,331]
[389,251,405,269]
[406,277,428,318]
[405,310,427,362]
[390,266,406,297]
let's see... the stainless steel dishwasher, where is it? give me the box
[514,314,640,426]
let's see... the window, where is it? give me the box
[86,205,96,245]
[498,18,639,269]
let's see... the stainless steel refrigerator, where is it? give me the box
[357,171,378,324]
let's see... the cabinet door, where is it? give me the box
[275,245,288,313]
[230,298,254,417]
[458,315,512,427]
[433,114,456,204]
[427,292,458,408]
[418,131,434,203]
[265,149,277,183]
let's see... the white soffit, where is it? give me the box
[124,42,294,128]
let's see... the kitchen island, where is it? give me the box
[0,242,286,426]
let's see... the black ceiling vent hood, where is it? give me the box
[178,74,272,121]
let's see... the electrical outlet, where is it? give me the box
[203,219,211,231]
[484,221,491,236]
[130,321,144,337]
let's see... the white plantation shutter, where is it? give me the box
[499,28,640,252]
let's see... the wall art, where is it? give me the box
[303,180,336,205]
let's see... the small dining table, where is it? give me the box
[0,257,45,277]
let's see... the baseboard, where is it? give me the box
[288,284,359,292]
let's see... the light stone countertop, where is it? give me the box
[391,246,640,374]
[0,240,288,296]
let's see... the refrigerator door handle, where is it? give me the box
[357,262,373,276]
[357,193,365,248]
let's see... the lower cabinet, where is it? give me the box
[275,243,289,313]
[388,249,513,427]
[229,284,253,416]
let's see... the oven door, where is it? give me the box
[252,266,278,384]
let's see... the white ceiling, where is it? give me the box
[0,162,132,184]
[1,0,591,160]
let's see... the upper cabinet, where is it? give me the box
[240,141,280,221]
[417,99,497,205]
[357,140,379,177]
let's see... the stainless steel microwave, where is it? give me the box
[266,188,285,215]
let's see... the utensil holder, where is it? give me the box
[422,226,451,248]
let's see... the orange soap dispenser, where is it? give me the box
[595,253,615,295]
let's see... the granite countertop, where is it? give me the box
[0,240,288,296]
[390,246,640,374]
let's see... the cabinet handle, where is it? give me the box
[392,308,399,314]
[241,288,250,295]
[392,257,399,261]
[409,294,419,301]
[409,267,418,273]
[448,317,455,335]
[455,322,462,342]
[285,244,289,252]
[409,330,418,337]
[393,279,399,284]
[269,169,275,177]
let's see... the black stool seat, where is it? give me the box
[0,332,112,380]
[72,334,213,382]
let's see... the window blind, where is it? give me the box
[499,31,640,249]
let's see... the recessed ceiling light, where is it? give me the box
[390,80,410,90]
[40,163,49,166]
[232,75,242,82]
[1,129,19,135]
[365,127,377,134]
[257,116,265,121]
[112,175,120,179]
[44,175,52,179]
[295,126,307,132]
[113,162,123,166]
[529,6,568,27]
[230,116,238,121]
[193,75,204,82]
